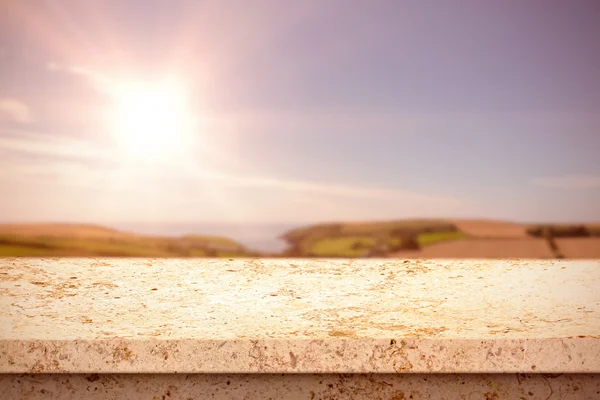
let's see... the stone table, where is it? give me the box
[1,258,599,399]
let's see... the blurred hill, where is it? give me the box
[0,223,254,257]
[278,219,600,259]
[1,220,599,259]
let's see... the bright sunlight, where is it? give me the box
[111,79,194,160]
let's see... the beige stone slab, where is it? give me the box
[1,258,599,373]
[2,373,599,400]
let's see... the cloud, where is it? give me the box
[0,127,463,211]
[0,128,109,162]
[211,173,462,206]
[0,98,34,124]
[532,174,600,189]
[46,62,115,94]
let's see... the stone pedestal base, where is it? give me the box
[2,373,600,400]
[2,259,599,399]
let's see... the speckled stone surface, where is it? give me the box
[2,373,599,400]
[1,258,599,373]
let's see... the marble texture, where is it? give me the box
[1,258,599,373]
[2,373,600,400]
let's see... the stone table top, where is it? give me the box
[1,258,599,373]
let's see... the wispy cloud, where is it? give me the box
[212,173,461,205]
[0,127,463,209]
[0,128,110,162]
[46,62,115,94]
[532,174,600,189]
[0,98,34,124]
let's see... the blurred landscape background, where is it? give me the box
[1,0,599,259]
[1,220,599,258]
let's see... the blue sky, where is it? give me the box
[0,0,599,224]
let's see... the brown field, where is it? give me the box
[0,223,135,239]
[392,238,554,259]
[556,238,600,259]
[446,219,527,238]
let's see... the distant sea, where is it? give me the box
[112,222,299,253]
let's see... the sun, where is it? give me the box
[110,79,194,160]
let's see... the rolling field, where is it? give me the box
[310,236,377,257]
[303,231,467,257]
[0,224,250,257]
[555,238,600,259]
[279,219,600,258]
[281,219,493,257]
[1,220,598,259]
[447,219,528,238]
[417,231,467,245]
[391,238,555,259]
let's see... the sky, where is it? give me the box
[0,0,599,225]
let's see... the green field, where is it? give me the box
[281,219,457,244]
[0,244,63,257]
[310,236,377,257]
[417,231,467,246]
[282,220,469,257]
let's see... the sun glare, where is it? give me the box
[111,79,194,160]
